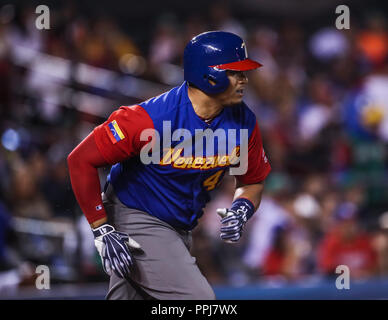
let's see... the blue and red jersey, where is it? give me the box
[93,81,270,230]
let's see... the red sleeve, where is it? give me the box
[67,132,110,224]
[93,105,154,164]
[68,105,154,224]
[236,122,271,185]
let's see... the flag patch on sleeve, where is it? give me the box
[105,120,125,144]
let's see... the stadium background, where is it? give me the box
[0,0,388,299]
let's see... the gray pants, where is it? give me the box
[102,185,216,300]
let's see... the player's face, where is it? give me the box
[216,71,248,106]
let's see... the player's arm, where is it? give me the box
[68,105,153,226]
[217,122,270,242]
[217,181,266,243]
[67,129,140,279]
[67,132,110,228]
[233,179,265,211]
[67,105,154,278]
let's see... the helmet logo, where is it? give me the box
[241,42,248,58]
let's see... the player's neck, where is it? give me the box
[187,86,224,121]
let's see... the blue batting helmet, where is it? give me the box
[183,31,262,94]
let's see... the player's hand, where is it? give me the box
[217,208,248,243]
[92,223,141,278]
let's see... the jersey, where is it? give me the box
[93,81,271,230]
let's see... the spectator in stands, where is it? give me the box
[242,173,293,275]
[261,225,299,280]
[318,202,378,279]
[8,159,52,220]
[371,212,388,276]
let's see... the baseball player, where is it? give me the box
[67,31,271,300]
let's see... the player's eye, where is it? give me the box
[226,70,239,76]
[226,71,246,80]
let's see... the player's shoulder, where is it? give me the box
[109,104,149,120]
[103,105,154,133]
[138,82,188,118]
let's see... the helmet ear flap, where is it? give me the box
[204,74,217,87]
[203,67,230,94]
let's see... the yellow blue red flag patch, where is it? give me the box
[105,120,125,144]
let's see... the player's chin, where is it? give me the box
[224,97,243,107]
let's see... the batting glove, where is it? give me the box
[92,223,141,279]
[217,198,255,243]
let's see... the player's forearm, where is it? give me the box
[68,152,107,225]
[67,132,110,226]
[233,181,264,211]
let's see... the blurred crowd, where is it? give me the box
[0,1,388,291]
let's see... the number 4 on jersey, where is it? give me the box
[203,170,224,191]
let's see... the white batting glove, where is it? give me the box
[93,223,141,278]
